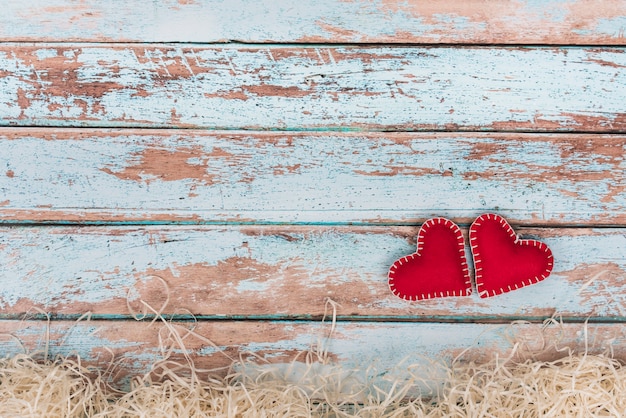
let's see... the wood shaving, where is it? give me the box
[1,335,626,416]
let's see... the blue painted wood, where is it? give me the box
[1,46,625,131]
[0,225,623,319]
[1,130,623,226]
[1,0,625,384]
[2,0,626,44]
[1,319,623,390]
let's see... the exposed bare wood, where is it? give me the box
[1,1,625,398]
[1,46,625,131]
[0,319,622,390]
[0,225,624,319]
[1,129,623,225]
[2,0,626,44]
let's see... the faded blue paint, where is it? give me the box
[0,133,623,225]
[1,0,625,43]
[0,47,625,130]
[195,322,513,369]
[6,323,142,356]
[34,48,58,60]
[236,278,272,293]
[1,320,622,392]
[588,17,626,38]
[521,0,569,23]
[0,226,624,317]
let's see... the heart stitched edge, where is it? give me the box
[469,213,554,298]
[388,217,472,301]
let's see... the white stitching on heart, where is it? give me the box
[388,217,471,301]
[469,213,553,299]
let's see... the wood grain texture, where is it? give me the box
[1,46,626,131]
[0,226,624,319]
[3,0,626,389]
[2,0,626,44]
[0,320,623,390]
[1,129,624,226]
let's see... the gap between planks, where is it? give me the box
[3,313,626,325]
[3,221,626,229]
[4,123,626,135]
[4,41,626,48]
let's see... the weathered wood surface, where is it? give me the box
[0,129,626,225]
[1,320,623,389]
[0,226,624,319]
[1,129,623,226]
[2,0,626,390]
[2,0,626,45]
[2,46,626,131]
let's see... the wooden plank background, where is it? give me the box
[1,46,625,131]
[1,129,623,225]
[0,0,625,391]
[0,226,624,319]
[2,0,626,44]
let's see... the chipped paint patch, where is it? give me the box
[0,226,624,318]
[101,146,223,185]
[0,130,624,225]
[0,47,625,130]
[1,0,626,44]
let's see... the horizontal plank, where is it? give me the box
[0,226,624,319]
[2,0,626,44]
[1,320,623,391]
[1,130,624,226]
[1,46,626,131]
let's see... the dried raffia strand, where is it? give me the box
[2,342,626,416]
[3,296,626,416]
[2,343,626,416]
[0,353,109,417]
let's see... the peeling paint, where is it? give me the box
[1,1,625,44]
[0,130,623,225]
[0,226,624,318]
[1,0,625,394]
[101,146,225,185]
[0,47,625,130]
[2,320,626,391]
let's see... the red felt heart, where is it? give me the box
[470,213,553,298]
[388,218,471,301]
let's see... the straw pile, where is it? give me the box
[2,298,624,416]
[1,340,626,417]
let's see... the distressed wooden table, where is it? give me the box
[0,0,625,388]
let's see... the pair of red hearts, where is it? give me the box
[388,214,553,300]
